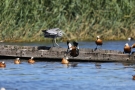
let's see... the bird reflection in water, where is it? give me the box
[95,63,101,69]
[62,62,78,68]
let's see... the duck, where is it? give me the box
[95,36,103,50]
[61,54,69,64]
[28,57,35,64]
[132,75,135,80]
[128,37,133,41]
[67,41,79,57]
[124,43,131,54]
[61,55,78,67]
[131,43,135,54]
[14,58,21,64]
[0,61,6,68]
[131,43,135,48]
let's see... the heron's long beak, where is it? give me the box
[42,30,46,32]
[62,32,70,41]
[40,31,44,36]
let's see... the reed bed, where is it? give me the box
[0,0,135,42]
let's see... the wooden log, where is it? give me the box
[0,45,134,62]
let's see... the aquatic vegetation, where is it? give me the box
[0,0,135,42]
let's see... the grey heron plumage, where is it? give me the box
[42,28,64,47]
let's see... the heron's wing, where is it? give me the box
[46,28,60,35]
[42,28,64,38]
[46,30,57,35]
[47,28,60,32]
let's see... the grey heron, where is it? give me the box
[42,28,64,47]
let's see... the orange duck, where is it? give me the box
[0,61,6,68]
[14,58,21,64]
[131,43,135,48]
[124,43,131,54]
[67,41,79,57]
[95,36,103,50]
[28,57,35,64]
[132,75,135,80]
[61,54,78,67]
[61,55,69,64]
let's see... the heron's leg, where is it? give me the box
[52,38,55,47]
[54,38,59,47]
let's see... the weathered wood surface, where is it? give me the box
[0,45,135,62]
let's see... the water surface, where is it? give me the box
[0,41,135,90]
[1,40,134,51]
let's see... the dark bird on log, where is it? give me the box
[42,28,64,47]
[123,43,131,54]
[95,36,103,50]
[67,41,79,57]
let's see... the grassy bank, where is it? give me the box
[0,0,135,42]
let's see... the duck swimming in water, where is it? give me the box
[28,57,35,64]
[132,75,135,80]
[14,58,21,64]
[61,54,78,67]
[0,61,6,68]
[61,54,69,64]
